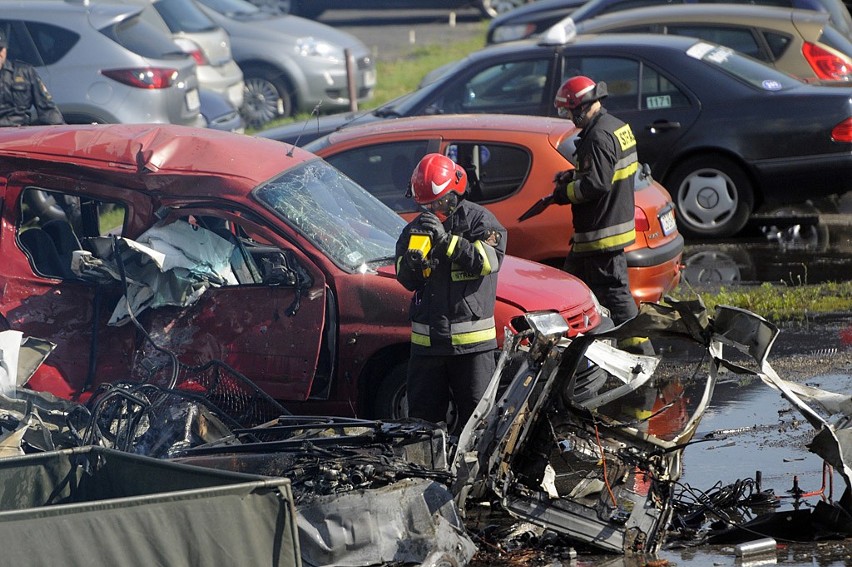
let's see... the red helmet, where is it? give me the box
[554,76,608,111]
[410,153,467,205]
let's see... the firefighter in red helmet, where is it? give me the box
[395,153,507,431]
[552,76,651,354]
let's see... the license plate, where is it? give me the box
[660,209,677,236]
[364,70,377,87]
[185,89,200,112]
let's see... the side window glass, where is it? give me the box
[436,58,551,114]
[24,22,80,65]
[18,188,127,279]
[448,143,530,203]
[0,20,42,66]
[763,31,793,59]
[562,56,639,112]
[639,66,690,110]
[667,25,766,61]
[323,140,431,213]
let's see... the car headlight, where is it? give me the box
[295,37,340,61]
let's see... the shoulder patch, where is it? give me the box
[613,124,636,152]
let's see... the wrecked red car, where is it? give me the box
[0,124,603,418]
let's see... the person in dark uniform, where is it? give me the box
[395,153,507,430]
[551,75,651,354]
[0,31,64,126]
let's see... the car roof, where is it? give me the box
[320,114,575,145]
[576,3,831,29]
[0,124,313,194]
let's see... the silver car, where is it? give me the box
[128,0,246,109]
[196,0,376,127]
[0,0,204,126]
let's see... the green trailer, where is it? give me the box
[0,445,301,566]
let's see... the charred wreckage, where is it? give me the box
[2,297,852,566]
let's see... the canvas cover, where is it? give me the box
[0,445,301,566]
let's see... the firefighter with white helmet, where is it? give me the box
[552,76,650,353]
[395,153,507,429]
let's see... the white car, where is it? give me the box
[197,0,377,127]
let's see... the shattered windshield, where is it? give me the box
[255,159,405,272]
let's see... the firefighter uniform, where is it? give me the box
[395,199,506,428]
[0,59,65,126]
[555,107,639,326]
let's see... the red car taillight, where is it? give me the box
[101,68,178,89]
[802,42,852,80]
[634,206,650,232]
[832,118,852,142]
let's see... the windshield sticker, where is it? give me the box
[762,80,783,91]
[686,42,715,60]
[705,46,734,64]
[646,95,671,109]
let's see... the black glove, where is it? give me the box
[553,169,575,185]
[552,183,572,206]
[419,212,448,248]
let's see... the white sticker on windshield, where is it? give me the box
[646,95,671,109]
[762,80,783,91]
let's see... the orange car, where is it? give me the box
[304,113,683,304]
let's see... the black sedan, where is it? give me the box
[260,33,852,238]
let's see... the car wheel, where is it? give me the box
[478,0,528,18]
[666,155,754,239]
[372,362,458,431]
[242,69,294,128]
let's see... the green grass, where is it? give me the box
[247,22,488,134]
[670,280,852,323]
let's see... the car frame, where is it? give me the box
[195,0,377,127]
[249,0,531,20]
[573,4,852,82]
[486,0,852,43]
[303,113,683,305]
[0,123,604,422]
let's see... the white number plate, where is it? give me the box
[364,70,377,87]
[660,209,677,236]
[185,89,200,112]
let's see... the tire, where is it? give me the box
[665,155,754,239]
[372,362,458,431]
[478,0,529,18]
[242,68,294,128]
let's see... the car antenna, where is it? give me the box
[287,101,323,157]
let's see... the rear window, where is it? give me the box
[24,22,79,65]
[99,14,186,59]
[667,24,766,61]
[154,0,219,33]
[686,42,801,89]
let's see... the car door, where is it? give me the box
[559,53,701,174]
[131,206,328,402]
[1,181,139,399]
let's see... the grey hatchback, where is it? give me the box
[0,0,204,126]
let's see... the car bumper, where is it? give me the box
[626,235,684,303]
[299,58,376,111]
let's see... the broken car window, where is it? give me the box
[254,159,406,272]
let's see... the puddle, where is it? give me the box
[682,220,852,287]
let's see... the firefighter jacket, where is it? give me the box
[0,60,64,127]
[395,200,506,356]
[556,108,637,255]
